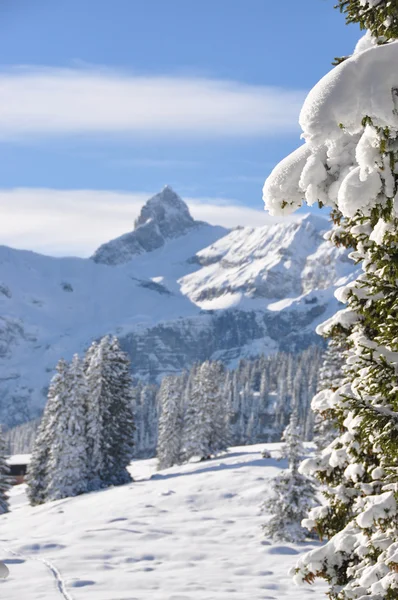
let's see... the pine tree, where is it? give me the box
[140,384,159,456]
[313,337,346,451]
[183,363,213,460]
[263,3,398,596]
[208,362,230,454]
[263,413,316,543]
[85,336,135,489]
[337,0,398,40]
[184,361,229,460]
[0,427,12,514]
[45,355,89,501]
[26,358,69,505]
[157,375,184,470]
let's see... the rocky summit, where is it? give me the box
[92,186,200,265]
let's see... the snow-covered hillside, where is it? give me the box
[2,444,325,599]
[179,214,353,310]
[0,186,356,426]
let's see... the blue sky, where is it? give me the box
[0,0,361,256]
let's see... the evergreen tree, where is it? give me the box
[184,361,229,460]
[263,413,316,543]
[0,427,12,514]
[313,336,346,451]
[263,3,398,596]
[208,362,231,454]
[45,355,89,501]
[140,384,159,456]
[86,336,135,489]
[183,362,213,460]
[337,0,398,40]
[157,375,184,470]
[26,358,69,505]
[4,419,40,455]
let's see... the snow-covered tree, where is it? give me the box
[85,336,135,489]
[26,358,69,505]
[184,361,230,460]
[183,363,213,460]
[313,336,346,452]
[209,363,231,454]
[263,413,316,543]
[157,375,184,470]
[4,419,40,455]
[0,427,12,514]
[45,355,89,501]
[263,3,398,597]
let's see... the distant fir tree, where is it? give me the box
[183,362,212,460]
[85,336,135,489]
[0,426,12,514]
[207,362,231,455]
[45,355,89,501]
[184,361,229,460]
[263,413,316,543]
[157,375,184,470]
[26,358,69,506]
[4,419,40,455]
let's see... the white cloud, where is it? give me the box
[0,188,298,257]
[0,67,305,139]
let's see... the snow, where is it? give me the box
[337,165,382,217]
[267,298,296,312]
[356,492,397,529]
[300,41,398,145]
[262,145,310,216]
[369,218,394,245]
[1,444,325,600]
[6,454,31,466]
[353,31,379,55]
[179,213,353,311]
[263,41,398,221]
[92,186,202,265]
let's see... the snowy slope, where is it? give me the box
[0,187,357,426]
[2,444,326,600]
[179,214,353,311]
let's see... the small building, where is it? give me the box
[6,454,31,485]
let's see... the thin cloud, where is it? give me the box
[0,188,299,257]
[0,66,305,139]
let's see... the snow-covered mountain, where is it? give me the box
[92,185,203,265]
[0,186,356,426]
[179,215,353,310]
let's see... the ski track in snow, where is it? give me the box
[1,545,73,600]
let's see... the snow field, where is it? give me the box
[1,444,325,599]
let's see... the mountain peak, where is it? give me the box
[92,187,198,265]
[298,213,329,231]
[134,185,194,231]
